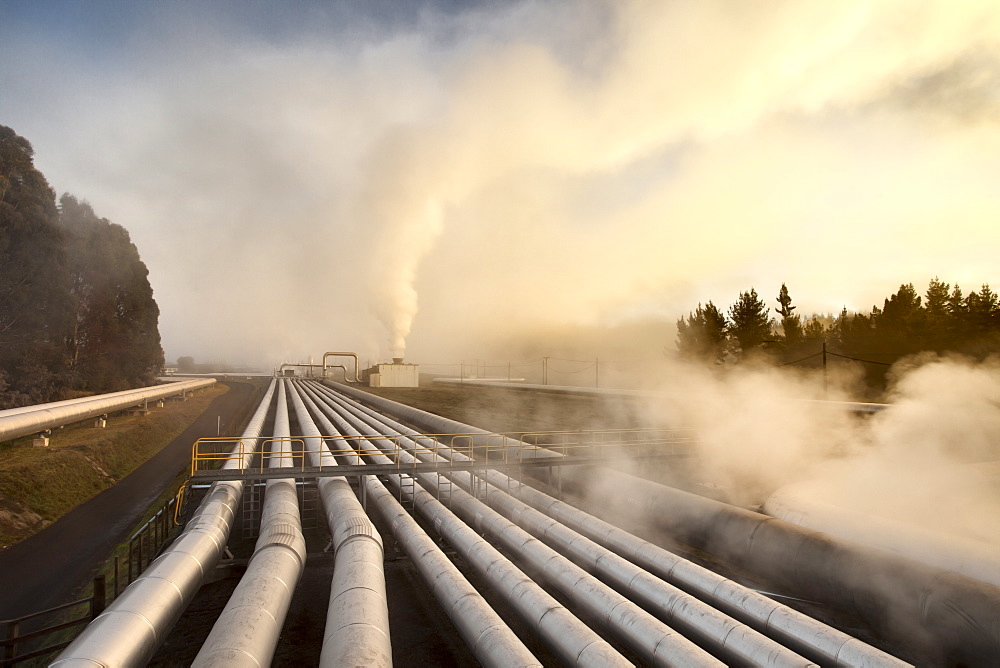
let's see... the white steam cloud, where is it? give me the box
[1,1,999,364]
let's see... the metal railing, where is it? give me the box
[0,493,183,666]
[190,428,696,477]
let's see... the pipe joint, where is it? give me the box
[253,522,306,568]
[334,516,383,555]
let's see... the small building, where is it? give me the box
[361,358,419,387]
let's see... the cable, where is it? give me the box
[827,352,894,366]
[777,352,823,367]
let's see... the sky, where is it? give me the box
[2,0,999,368]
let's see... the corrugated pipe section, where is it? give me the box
[193,379,306,667]
[308,382,723,667]
[0,377,216,443]
[295,382,540,668]
[51,379,276,667]
[302,382,629,667]
[286,382,393,667]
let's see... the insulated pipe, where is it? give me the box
[318,389,818,668]
[765,481,1000,588]
[324,380,997,665]
[295,382,540,668]
[322,387,904,667]
[301,383,630,667]
[193,380,307,667]
[51,379,276,667]
[310,385,722,667]
[322,351,360,382]
[0,377,216,443]
[286,382,392,667]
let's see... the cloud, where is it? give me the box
[2,0,999,365]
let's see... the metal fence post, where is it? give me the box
[92,575,106,619]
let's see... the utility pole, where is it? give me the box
[508,362,511,382]
[542,357,548,385]
[822,340,828,397]
[460,361,464,384]
[595,358,599,388]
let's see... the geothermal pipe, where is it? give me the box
[322,351,360,382]
[286,383,392,667]
[324,388,903,667]
[312,383,820,667]
[324,381,980,663]
[765,482,1000,588]
[51,379,276,667]
[194,380,307,667]
[295,382,540,667]
[0,377,216,443]
[302,382,630,667]
[308,383,722,667]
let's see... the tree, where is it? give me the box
[728,288,772,353]
[676,301,728,363]
[0,126,73,405]
[59,194,164,390]
[775,283,801,342]
[177,356,195,371]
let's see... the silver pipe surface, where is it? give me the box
[311,384,721,667]
[193,380,306,668]
[318,385,815,667]
[296,381,539,668]
[287,381,392,667]
[0,377,216,443]
[321,381,924,666]
[302,382,630,667]
[51,379,276,667]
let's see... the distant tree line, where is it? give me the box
[675,279,1000,380]
[0,125,163,408]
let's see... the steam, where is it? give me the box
[641,355,1000,549]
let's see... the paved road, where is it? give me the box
[0,381,256,620]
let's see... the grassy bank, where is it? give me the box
[0,385,228,546]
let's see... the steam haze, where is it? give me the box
[2,0,1000,365]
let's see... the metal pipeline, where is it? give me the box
[321,381,965,664]
[309,383,722,667]
[51,379,276,667]
[0,377,216,443]
[322,351,360,382]
[295,382,540,668]
[286,382,392,667]
[301,382,630,667]
[193,380,306,667]
[311,383,822,667]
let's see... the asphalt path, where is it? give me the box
[0,380,256,620]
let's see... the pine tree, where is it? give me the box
[728,288,772,353]
[775,283,801,342]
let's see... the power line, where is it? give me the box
[827,352,894,366]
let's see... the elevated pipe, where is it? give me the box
[325,382,924,666]
[0,377,216,443]
[52,379,276,667]
[310,383,722,667]
[316,385,819,668]
[322,351,360,383]
[295,382,539,668]
[286,382,392,667]
[302,383,629,667]
[193,380,306,667]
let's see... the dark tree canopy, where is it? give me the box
[0,126,164,407]
[676,301,728,363]
[727,288,772,353]
[776,283,801,343]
